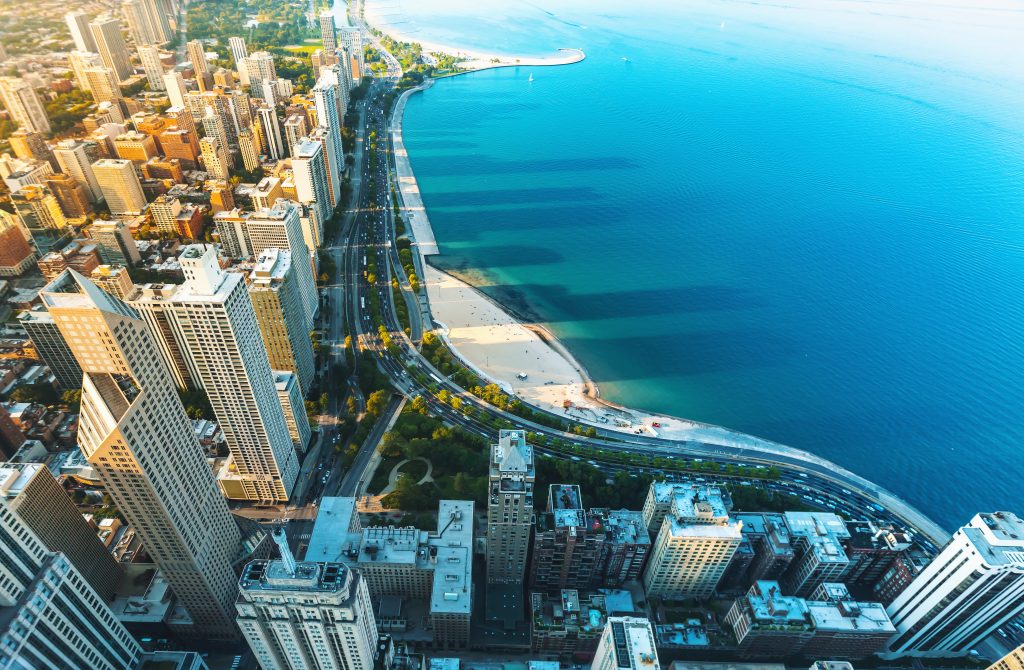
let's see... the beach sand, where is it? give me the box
[363,1,583,71]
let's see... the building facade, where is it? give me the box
[486,429,535,584]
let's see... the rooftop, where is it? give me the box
[430,500,474,615]
[304,496,360,562]
[965,512,1024,567]
[492,429,533,475]
[605,510,650,546]
[783,512,851,564]
[745,581,811,627]
[239,558,349,594]
[0,462,43,498]
[608,617,660,669]
[806,598,895,633]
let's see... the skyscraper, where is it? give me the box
[139,45,166,91]
[0,210,36,277]
[165,245,299,503]
[0,78,50,134]
[92,158,147,215]
[239,127,260,172]
[163,70,188,108]
[186,39,212,90]
[43,270,243,640]
[65,11,98,53]
[53,139,103,202]
[591,617,660,670]
[0,497,142,669]
[246,200,318,329]
[123,0,155,46]
[274,370,311,453]
[530,484,608,591]
[257,105,284,160]
[88,219,141,266]
[319,10,337,55]
[249,248,315,397]
[642,481,743,600]
[283,114,308,158]
[18,308,83,390]
[486,429,535,583]
[883,512,1024,659]
[46,173,92,219]
[89,17,134,81]
[84,67,123,105]
[9,130,55,168]
[228,36,248,67]
[0,462,122,600]
[200,136,231,180]
[237,528,379,670]
[10,185,73,254]
[68,50,105,92]
[311,67,345,206]
[292,137,332,229]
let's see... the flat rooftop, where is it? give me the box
[783,512,850,564]
[240,558,348,593]
[304,496,360,562]
[430,500,474,615]
[806,599,895,633]
[0,463,43,498]
[746,581,810,626]
[609,617,660,669]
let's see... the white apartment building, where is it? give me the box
[166,245,299,503]
[642,481,743,600]
[883,512,1024,659]
[591,616,661,670]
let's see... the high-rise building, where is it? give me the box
[88,219,141,266]
[988,645,1024,670]
[159,128,200,168]
[242,51,276,86]
[642,481,743,600]
[228,36,248,67]
[89,17,134,81]
[65,11,98,53]
[163,70,188,108]
[486,429,535,584]
[882,512,1024,659]
[842,520,912,593]
[11,185,73,254]
[237,528,379,670]
[734,512,798,586]
[0,209,37,277]
[43,270,243,640]
[84,67,123,105]
[93,158,147,215]
[274,370,311,453]
[90,265,135,300]
[249,248,315,397]
[319,10,337,54]
[239,127,260,172]
[165,245,299,503]
[9,130,55,169]
[311,68,345,207]
[283,114,308,158]
[0,462,122,600]
[531,484,607,591]
[245,201,318,329]
[257,105,284,160]
[0,497,143,669]
[591,616,661,670]
[68,50,105,92]
[200,136,231,180]
[53,139,104,202]
[139,45,166,91]
[292,137,332,230]
[252,176,284,211]
[602,509,652,585]
[46,173,92,219]
[18,308,83,390]
[341,29,364,83]
[114,130,159,163]
[125,282,195,391]
[186,39,209,76]
[123,0,154,46]
[779,512,852,597]
[0,78,50,134]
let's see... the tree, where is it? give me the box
[366,390,389,418]
[9,383,58,405]
[410,395,427,414]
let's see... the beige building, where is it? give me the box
[200,136,231,180]
[989,645,1024,670]
[90,265,134,299]
[248,248,315,397]
[486,429,534,583]
[114,131,159,163]
[642,481,743,600]
[42,270,242,640]
[92,158,146,216]
[274,370,311,453]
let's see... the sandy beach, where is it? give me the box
[363,1,584,71]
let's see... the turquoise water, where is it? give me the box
[391,0,1024,531]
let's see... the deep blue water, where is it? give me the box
[386,0,1024,531]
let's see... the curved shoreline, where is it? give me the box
[382,35,952,547]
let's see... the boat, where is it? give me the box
[528,72,534,82]
[620,56,629,61]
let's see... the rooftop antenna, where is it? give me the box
[272,525,298,576]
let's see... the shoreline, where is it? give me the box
[379,20,952,547]
[363,0,584,73]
